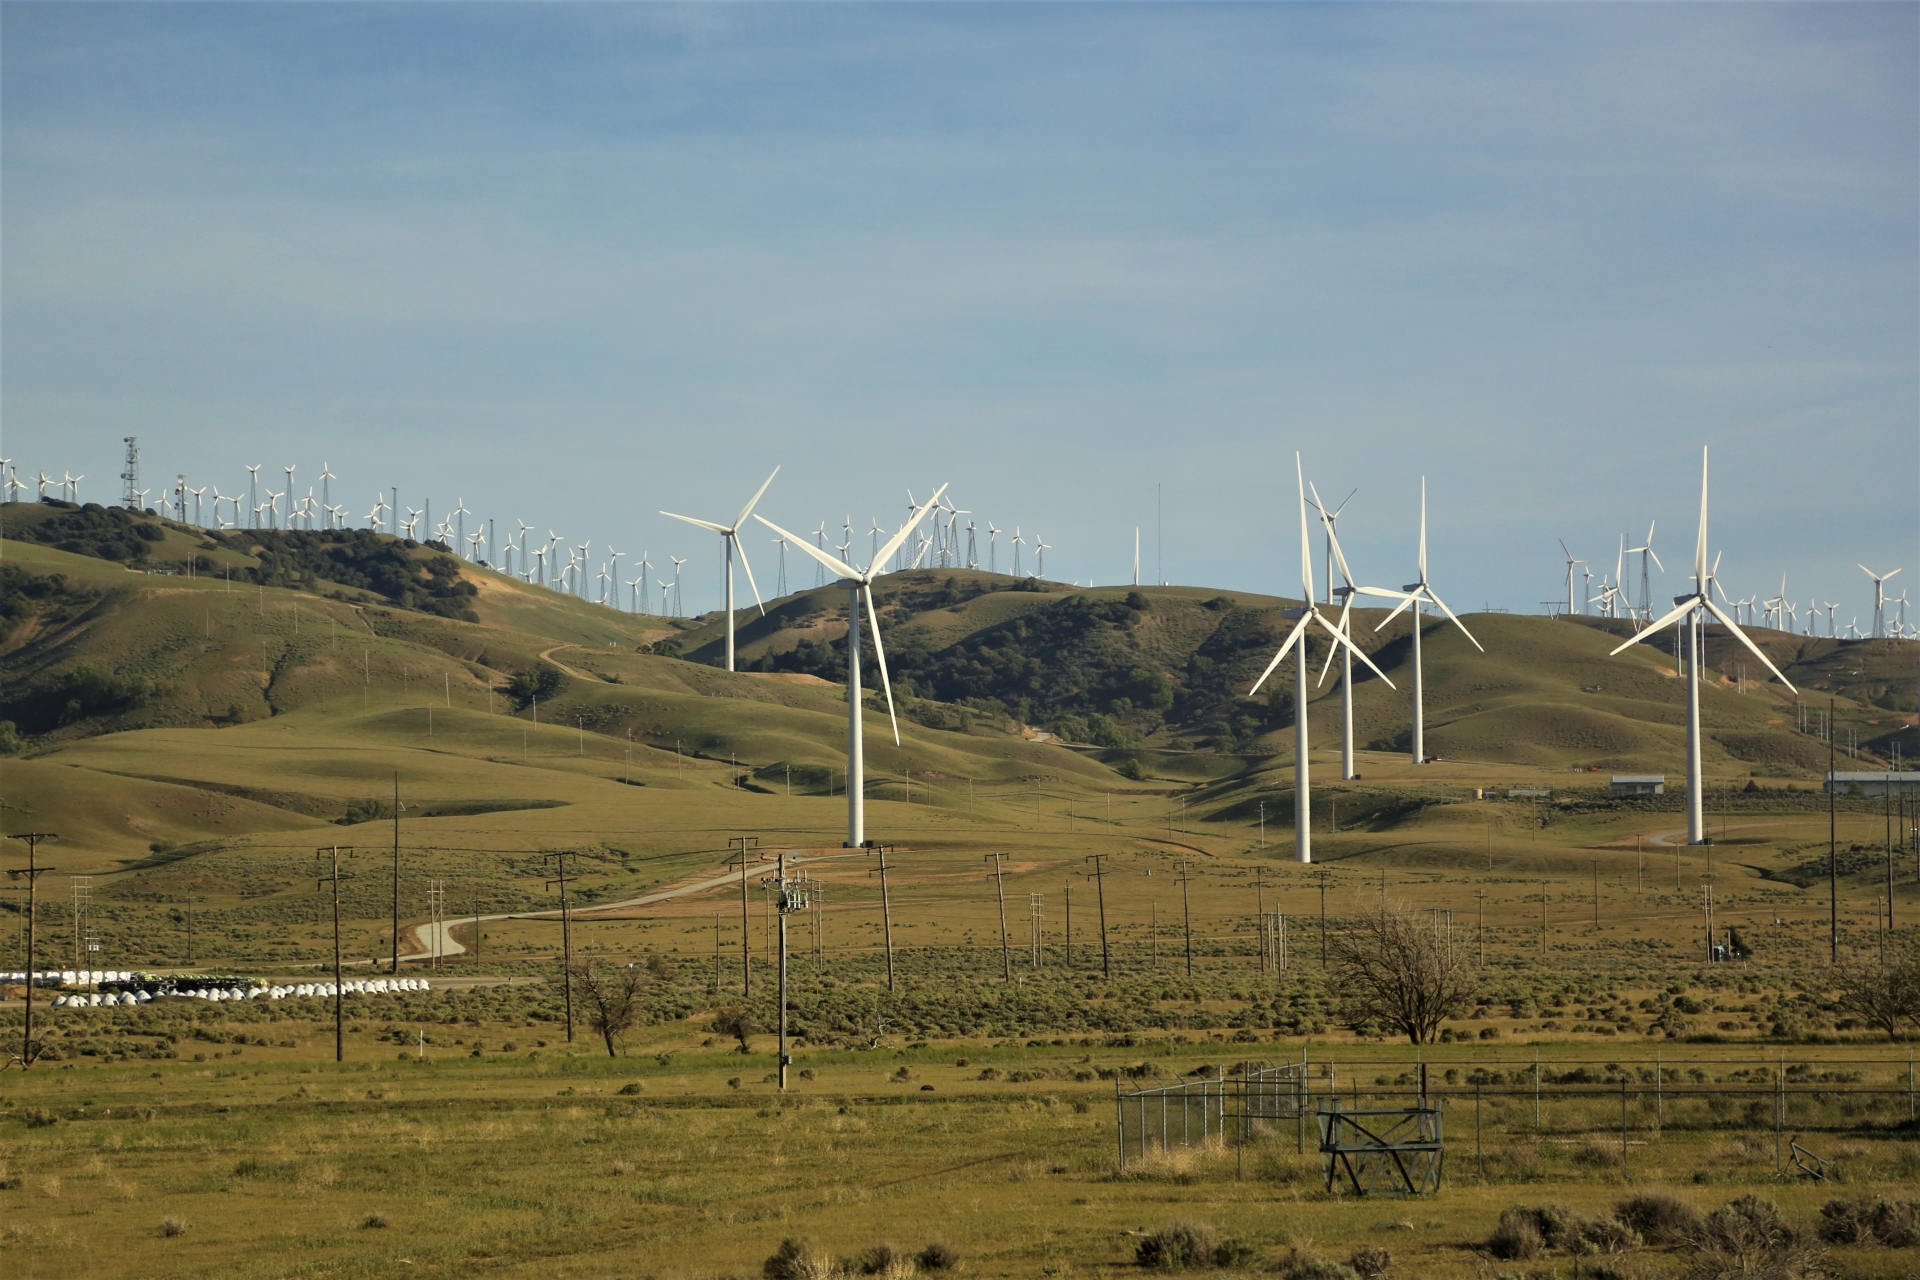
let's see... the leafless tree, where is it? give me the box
[569,961,647,1059]
[1835,940,1920,1041]
[1328,897,1479,1045]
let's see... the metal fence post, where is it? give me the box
[1534,1057,1542,1134]
[1116,1077,1124,1173]
[1621,1078,1630,1177]
[1475,1083,1484,1182]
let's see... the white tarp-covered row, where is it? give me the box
[46,977,432,1007]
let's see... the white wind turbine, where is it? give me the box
[1356,478,1482,765]
[670,555,687,617]
[988,522,1001,574]
[1011,527,1024,577]
[758,484,947,848]
[1034,536,1051,579]
[1558,540,1585,617]
[1859,564,1901,639]
[318,463,335,524]
[35,471,52,500]
[1306,488,1355,605]
[661,467,779,671]
[453,499,471,560]
[245,465,261,528]
[1624,521,1662,624]
[1249,457,1395,864]
[1311,483,1395,781]
[636,552,652,616]
[1608,447,1796,845]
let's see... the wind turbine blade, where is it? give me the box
[755,515,859,581]
[863,582,902,746]
[1296,454,1314,601]
[1311,481,1358,588]
[732,466,781,531]
[1316,598,1352,686]
[873,482,948,572]
[1695,447,1708,586]
[1609,596,1699,655]
[1417,477,1428,584]
[1373,591,1416,631]
[1421,587,1484,652]
[1886,568,1903,582]
[1248,612,1313,695]
[1352,586,1409,600]
[1647,549,1664,572]
[733,534,767,616]
[660,511,729,535]
[1701,597,1797,693]
[1313,609,1397,689]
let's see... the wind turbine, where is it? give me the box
[758,483,947,847]
[1011,528,1024,577]
[318,463,335,523]
[1607,447,1796,846]
[283,466,296,520]
[669,556,687,617]
[1859,565,1901,639]
[662,468,778,671]
[606,548,623,605]
[188,486,207,526]
[1034,536,1050,579]
[35,471,52,500]
[988,523,1002,574]
[1307,488,1355,605]
[773,535,789,597]
[1311,483,1394,780]
[245,465,261,529]
[636,552,652,616]
[1624,522,1662,624]
[1551,541,1582,621]
[453,499,471,560]
[1249,458,1395,864]
[1357,478,1482,765]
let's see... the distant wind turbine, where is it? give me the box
[661,468,779,670]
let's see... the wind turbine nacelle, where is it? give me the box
[1674,595,1694,606]
[1282,607,1311,620]
[835,577,860,589]
[1401,583,1423,593]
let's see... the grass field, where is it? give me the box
[4,527,1919,1278]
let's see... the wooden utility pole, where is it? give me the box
[390,773,402,973]
[316,845,353,1063]
[543,850,576,1042]
[1592,861,1600,927]
[1175,861,1194,977]
[727,836,760,995]
[1254,867,1266,974]
[1084,854,1111,978]
[1829,699,1838,964]
[1063,883,1071,968]
[6,833,57,1070]
[1317,870,1329,964]
[871,845,896,991]
[986,853,1011,981]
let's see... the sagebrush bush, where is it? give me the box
[764,1237,837,1280]
[1816,1196,1920,1249]
[915,1241,957,1270]
[1275,1249,1360,1280]
[1616,1191,1702,1245]
[1486,1209,1543,1261]
[1137,1221,1218,1270]
[160,1216,188,1238]
[1346,1243,1391,1278]
[1684,1196,1823,1280]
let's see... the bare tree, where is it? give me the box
[569,961,647,1059]
[1835,941,1920,1041]
[1328,898,1478,1045]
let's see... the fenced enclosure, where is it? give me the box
[1113,1056,1920,1188]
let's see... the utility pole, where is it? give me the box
[6,833,57,1070]
[1254,867,1266,973]
[1175,860,1194,977]
[1477,890,1487,966]
[727,836,760,995]
[1317,870,1329,964]
[870,845,896,991]
[472,898,482,965]
[543,850,576,1042]
[1085,854,1111,978]
[390,773,402,973]
[1592,861,1600,928]
[986,853,1011,981]
[1063,883,1072,968]
[315,845,353,1063]
[764,853,808,1091]
[1830,699,1838,964]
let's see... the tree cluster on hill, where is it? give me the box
[219,529,479,621]
[3,500,168,563]
[743,585,1295,748]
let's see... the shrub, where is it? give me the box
[160,1216,188,1238]
[1347,1243,1391,1278]
[363,1212,390,1229]
[856,1242,905,1275]
[764,1237,836,1280]
[1137,1221,1223,1270]
[1816,1196,1920,1248]
[1276,1250,1361,1280]
[617,1082,644,1095]
[1487,1209,1544,1260]
[1685,1196,1822,1280]
[1617,1191,1702,1244]
[915,1240,958,1270]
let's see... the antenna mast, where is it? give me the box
[120,437,140,509]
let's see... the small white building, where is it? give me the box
[1824,771,1920,797]
[1611,775,1667,796]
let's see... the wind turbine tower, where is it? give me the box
[1361,479,1482,764]
[1859,565,1902,639]
[1249,457,1394,863]
[758,486,946,847]
[1608,448,1797,845]
[662,470,780,669]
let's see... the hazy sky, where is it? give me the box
[5,3,1915,625]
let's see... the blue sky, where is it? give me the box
[4,3,1915,625]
